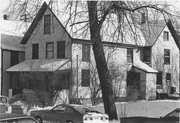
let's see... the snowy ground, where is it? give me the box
[92,99,180,118]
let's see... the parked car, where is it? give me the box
[0,95,23,114]
[83,112,109,123]
[121,108,180,123]
[0,113,38,123]
[30,104,109,123]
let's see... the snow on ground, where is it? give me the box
[23,99,179,121]
[92,100,180,118]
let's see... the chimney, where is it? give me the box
[141,13,146,24]
[3,14,8,20]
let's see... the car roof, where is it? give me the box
[0,113,31,120]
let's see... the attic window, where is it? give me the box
[163,31,169,41]
[44,14,51,34]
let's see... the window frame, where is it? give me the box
[44,14,51,34]
[157,71,163,85]
[82,69,90,87]
[127,48,133,63]
[166,73,171,82]
[46,42,54,59]
[82,44,90,62]
[163,31,169,41]
[32,43,39,59]
[164,49,170,65]
[57,41,65,58]
[143,47,151,64]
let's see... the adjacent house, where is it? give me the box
[0,19,28,96]
[1,34,25,96]
[5,2,180,105]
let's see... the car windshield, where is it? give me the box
[52,105,66,112]
[73,105,99,114]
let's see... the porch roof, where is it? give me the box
[6,59,71,72]
[133,60,158,73]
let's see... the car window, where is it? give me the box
[84,108,99,113]
[53,105,66,112]
[64,107,74,113]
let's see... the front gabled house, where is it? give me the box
[6,2,180,105]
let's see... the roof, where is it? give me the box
[6,59,71,72]
[166,20,180,49]
[141,20,180,49]
[21,2,71,44]
[0,20,29,36]
[141,20,166,46]
[1,34,25,51]
[133,60,158,73]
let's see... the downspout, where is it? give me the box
[76,55,79,100]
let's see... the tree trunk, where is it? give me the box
[87,1,118,120]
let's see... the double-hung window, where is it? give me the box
[44,14,51,34]
[82,69,90,87]
[32,43,39,59]
[46,42,54,59]
[82,44,90,62]
[57,41,65,58]
[127,48,133,63]
[163,31,169,41]
[164,49,170,64]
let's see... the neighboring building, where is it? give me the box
[0,19,28,96]
[1,34,25,96]
[5,2,180,104]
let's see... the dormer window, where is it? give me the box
[44,14,51,34]
[163,31,169,41]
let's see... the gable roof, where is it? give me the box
[141,20,180,49]
[166,20,180,49]
[141,20,166,46]
[20,2,71,44]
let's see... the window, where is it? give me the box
[32,43,39,59]
[143,48,151,64]
[57,41,65,58]
[157,71,163,85]
[82,69,90,87]
[46,42,54,59]
[11,51,19,66]
[127,71,140,88]
[127,48,133,63]
[166,73,171,82]
[44,14,51,34]
[82,44,90,62]
[163,31,169,41]
[164,49,170,64]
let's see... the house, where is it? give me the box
[0,19,28,96]
[5,2,180,105]
[1,34,25,96]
